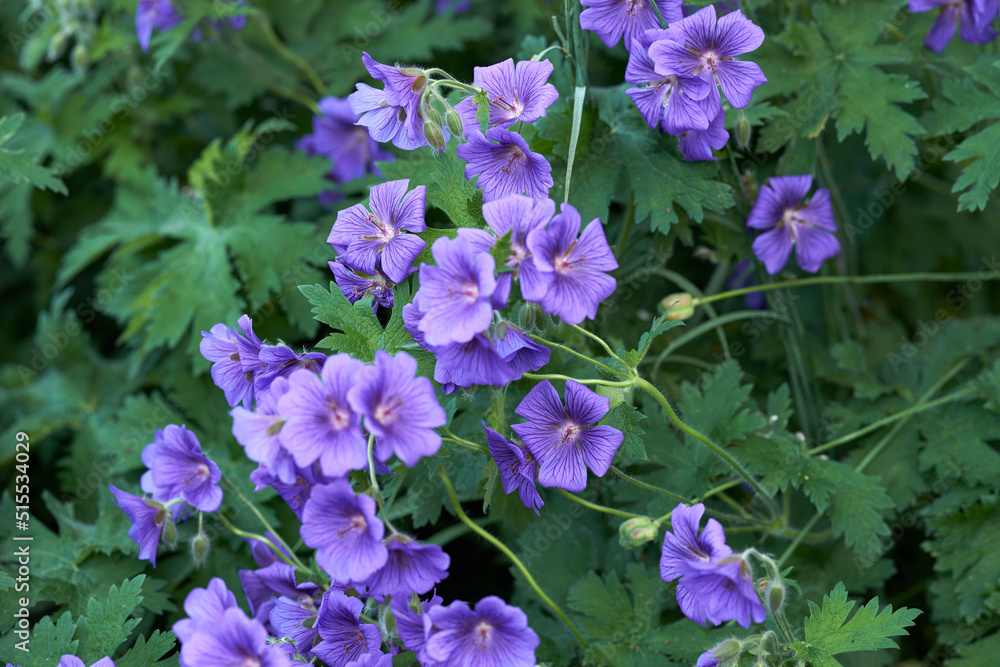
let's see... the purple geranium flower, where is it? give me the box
[255,346,327,401]
[580,0,684,50]
[456,128,553,202]
[231,376,296,485]
[626,29,714,134]
[454,59,559,132]
[511,380,624,493]
[239,561,321,624]
[728,258,766,310]
[250,462,328,519]
[747,175,841,275]
[109,486,173,567]
[356,534,451,598]
[140,424,222,513]
[276,354,367,478]
[200,317,260,408]
[328,179,427,283]
[312,590,384,667]
[660,503,766,628]
[678,107,728,161]
[135,0,182,52]
[351,53,430,150]
[527,203,618,325]
[425,596,540,667]
[179,606,293,667]
[484,424,544,516]
[412,235,496,346]
[330,261,395,312]
[391,594,442,661]
[270,596,321,658]
[300,479,388,582]
[57,659,115,667]
[482,194,555,301]
[172,578,239,642]
[348,351,447,466]
[909,0,998,51]
[650,5,766,109]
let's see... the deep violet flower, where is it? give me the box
[238,561,321,624]
[391,594,443,661]
[172,578,239,643]
[356,534,451,598]
[140,424,222,512]
[255,346,327,401]
[178,606,293,667]
[135,0,181,52]
[199,316,260,408]
[250,462,328,519]
[453,58,560,132]
[909,0,998,51]
[747,175,841,274]
[312,590,384,667]
[484,424,544,515]
[527,203,618,325]
[424,596,540,667]
[276,354,367,478]
[300,478,388,582]
[659,503,766,628]
[347,351,447,466]
[269,596,321,658]
[108,485,173,567]
[511,380,624,493]
[678,107,729,162]
[650,5,766,109]
[727,258,766,310]
[580,0,684,50]
[330,260,395,312]
[328,179,427,283]
[456,128,554,202]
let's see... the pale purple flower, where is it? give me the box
[453,59,559,132]
[330,260,395,312]
[511,380,623,493]
[108,485,172,566]
[172,578,239,643]
[356,534,450,598]
[456,128,553,202]
[678,107,729,161]
[482,194,555,301]
[425,596,540,667]
[650,5,766,109]
[527,203,618,325]
[231,376,296,485]
[301,479,388,581]
[269,596,320,658]
[580,0,684,50]
[747,175,841,274]
[484,424,543,516]
[347,351,447,466]
[57,658,115,667]
[412,235,496,346]
[178,606,293,667]
[328,179,427,283]
[255,347,327,400]
[697,650,722,667]
[909,0,998,51]
[141,424,222,512]
[200,317,260,408]
[135,0,181,52]
[351,53,430,150]
[312,590,384,667]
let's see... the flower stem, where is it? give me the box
[522,372,633,387]
[438,467,589,648]
[215,512,299,570]
[556,489,644,519]
[440,428,490,455]
[221,477,311,573]
[608,466,692,505]
[529,334,629,377]
[569,324,627,365]
[253,14,326,96]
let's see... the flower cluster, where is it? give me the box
[909,0,999,52]
[660,503,766,628]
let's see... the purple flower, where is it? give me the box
[747,175,841,274]
[312,590,384,666]
[482,194,555,301]
[909,0,998,51]
[296,97,394,203]
[140,424,222,513]
[300,479,388,582]
[178,606,293,667]
[484,424,544,515]
[453,59,559,132]
[425,596,540,667]
[527,203,618,325]
[172,578,239,642]
[57,659,115,667]
[351,53,430,150]
[109,485,173,567]
[696,649,721,667]
[659,503,766,628]
[580,0,684,50]
[239,561,320,624]
[330,261,395,312]
[276,354,367,478]
[200,317,261,408]
[255,347,327,401]
[650,5,766,109]
[231,377,296,485]
[135,0,182,52]
[391,594,442,661]
[356,534,451,598]
[678,107,729,161]
[626,29,715,135]
[456,128,554,202]
[250,462,327,519]
[269,596,320,658]
[511,380,624,493]
[348,351,447,466]
[328,179,427,283]
[412,235,496,346]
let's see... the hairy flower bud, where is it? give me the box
[711,638,743,662]
[191,533,210,564]
[735,111,752,150]
[426,107,443,127]
[162,517,177,548]
[517,302,547,332]
[445,108,464,137]
[618,516,661,549]
[660,293,696,320]
[424,120,445,150]
[70,42,89,73]
[766,580,785,612]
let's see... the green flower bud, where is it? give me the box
[382,607,397,635]
[767,580,785,612]
[494,320,509,340]
[424,120,445,150]
[517,302,547,332]
[47,29,70,62]
[426,107,442,127]
[618,517,660,549]
[660,293,696,320]
[445,108,464,137]
[162,518,177,548]
[735,111,752,150]
[70,42,89,74]
[191,533,210,564]
[711,638,743,662]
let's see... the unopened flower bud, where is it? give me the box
[445,108,464,137]
[711,638,743,662]
[162,517,177,548]
[382,607,397,635]
[735,111,752,150]
[494,320,508,340]
[70,42,89,73]
[767,580,785,612]
[47,29,70,62]
[517,302,547,332]
[618,517,660,549]
[424,120,445,150]
[426,107,442,127]
[660,293,696,320]
[191,533,210,564]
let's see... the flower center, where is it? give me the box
[624,0,646,17]
[239,657,261,667]
[554,253,574,274]
[337,513,367,538]
[327,399,351,430]
[374,397,404,425]
[560,423,582,444]
[473,619,494,648]
[702,51,720,72]
[501,146,525,174]
[459,280,480,301]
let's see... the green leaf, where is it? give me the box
[678,360,766,445]
[429,144,486,228]
[76,576,146,662]
[15,611,78,667]
[636,311,685,363]
[115,630,177,667]
[0,113,67,194]
[300,283,383,361]
[607,402,647,463]
[803,582,920,657]
[475,88,491,134]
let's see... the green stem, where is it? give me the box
[556,489,644,519]
[438,467,589,648]
[215,513,298,569]
[440,429,490,455]
[222,477,311,573]
[425,515,500,546]
[616,190,636,256]
[697,478,742,502]
[777,512,821,567]
[522,372,633,387]
[609,466,693,505]
[634,377,778,514]
[254,15,326,96]
[430,79,482,96]
[530,334,630,377]
[569,324,627,365]
[698,272,1000,306]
